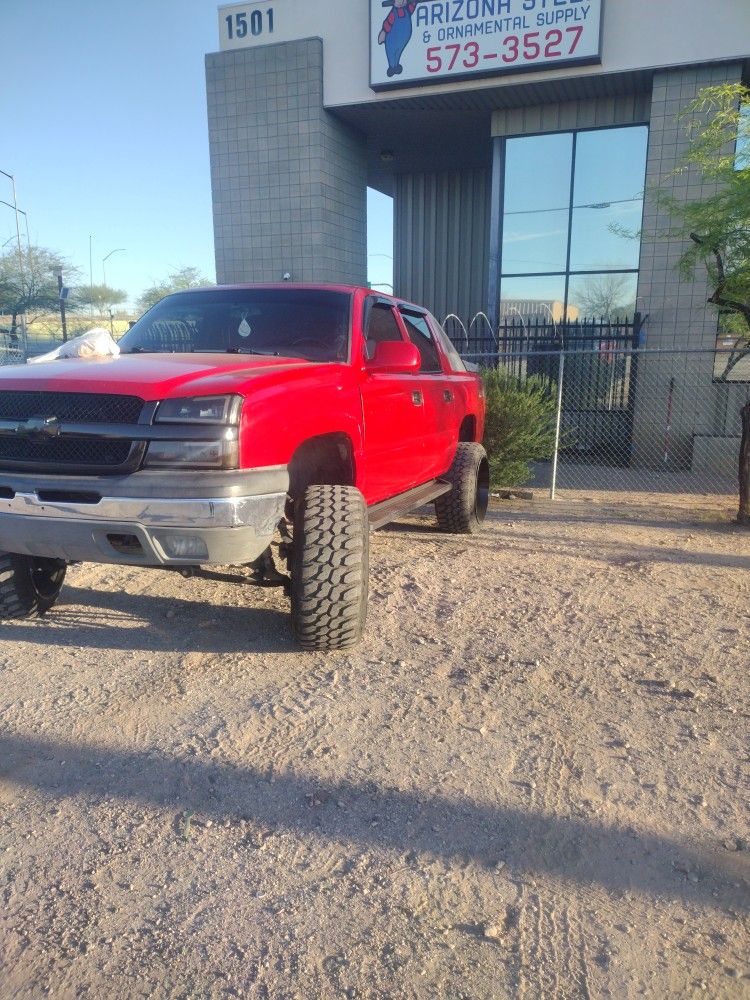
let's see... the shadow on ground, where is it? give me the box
[0,583,296,654]
[1,733,747,915]
[386,511,750,572]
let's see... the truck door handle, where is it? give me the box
[443,390,454,403]
[412,391,423,406]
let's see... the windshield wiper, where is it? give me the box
[221,347,283,356]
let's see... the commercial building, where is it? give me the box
[205,0,750,473]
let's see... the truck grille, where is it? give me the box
[0,391,145,471]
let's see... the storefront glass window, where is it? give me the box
[499,124,649,322]
[570,128,648,272]
[502,133,573,275]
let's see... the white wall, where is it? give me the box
[216,0,750,108]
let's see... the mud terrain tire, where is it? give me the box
[290,485,369,650]
[0,553,67,619]
[435,442,490,534]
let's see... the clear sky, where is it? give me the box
[1,0,393,308]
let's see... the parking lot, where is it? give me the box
[1,501,749,999]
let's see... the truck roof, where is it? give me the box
[167,283,427,312]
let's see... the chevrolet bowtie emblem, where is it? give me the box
[15,415,61,439]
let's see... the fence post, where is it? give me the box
[550,350,565,500]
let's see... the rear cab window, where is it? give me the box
[427,314,467,372]
[399,309,443,373]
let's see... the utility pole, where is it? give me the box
[102,248,126,331]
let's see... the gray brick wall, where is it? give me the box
[205,39,367,285]
[631,63,744,469]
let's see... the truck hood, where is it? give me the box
[0,353,319,400]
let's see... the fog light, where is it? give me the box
[159,534,209,560]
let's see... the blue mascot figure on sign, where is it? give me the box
[378,0,419,78]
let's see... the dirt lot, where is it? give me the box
[1,500,749,999]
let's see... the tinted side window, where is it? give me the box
[400,310,442,373]
[364,302,404,360]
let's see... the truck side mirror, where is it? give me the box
[366,341,421,374]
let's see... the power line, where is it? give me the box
[504,196,642,217]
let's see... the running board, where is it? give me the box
[368,479,451,531]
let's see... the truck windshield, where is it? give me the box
[119,288,352,362]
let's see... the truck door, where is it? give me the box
[398,307,458,480]
[359,299,426,504]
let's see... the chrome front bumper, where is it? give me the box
[0,472,289,566]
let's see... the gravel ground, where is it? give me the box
[0,500,749,999]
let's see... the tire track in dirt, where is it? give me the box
[510,731,594,1000]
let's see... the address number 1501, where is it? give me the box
[426,26,584,72]
[225,7,275,40]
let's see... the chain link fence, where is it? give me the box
[460,341,749,508]
[0,345,25,367]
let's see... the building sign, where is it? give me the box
[370,0,602,90]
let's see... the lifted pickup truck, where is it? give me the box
[0,285,487,649]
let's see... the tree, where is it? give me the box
[574,274,634,320]
[73,284,128,312]
[660,83,750,524]
[136,266,211,313]
[0,246,80,341]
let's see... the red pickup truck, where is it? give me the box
[0,285,487,649]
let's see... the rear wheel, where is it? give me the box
[435,442,490,534]
[0,553,67,619]
[290,485,369,650]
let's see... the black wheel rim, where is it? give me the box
[474,458,490,523]
[28,558,65,600]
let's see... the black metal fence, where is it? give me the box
[446,315,645,464]
[443,314,643,366]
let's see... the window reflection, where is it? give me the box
[735,103,750,171]
[567,272,639,321]
[500,275,567,322]
[569,127,648,271]
[499,124,648,324]
[502,133,573,275]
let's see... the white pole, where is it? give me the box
[550,351,566,500]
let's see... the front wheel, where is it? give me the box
[435,442,490,534]
[0,553,67,620]
[290,485,369,650]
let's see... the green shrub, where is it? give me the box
[481,367,557,487]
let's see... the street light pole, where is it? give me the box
[1,202,31,260]
[0,170,25,284]
[102,248,126,335]
[102,247,126,288]
[0,170,27,351]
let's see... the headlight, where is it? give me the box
[155,395,242,424]
[144,433,238,470]
[146,395,242,469]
